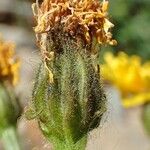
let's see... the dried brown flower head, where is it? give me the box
[32,0,116,46]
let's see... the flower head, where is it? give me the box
[32,0,116,45]
[27,1,111,148]
[0,38,20,86]
[32,0,116,83]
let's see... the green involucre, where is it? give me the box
[27,31,106,150]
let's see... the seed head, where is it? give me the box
[32,0,116,46]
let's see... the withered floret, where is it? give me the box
[32,0,116,45]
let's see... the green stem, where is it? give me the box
[1,126,21,150]
[52,135,87,150]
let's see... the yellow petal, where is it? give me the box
[104,19,114,33]
[123,93,150,108]
[102,0,109,12]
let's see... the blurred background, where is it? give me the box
[108,0,150,59]
[0,0,150,149]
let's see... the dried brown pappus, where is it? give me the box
[32,0,116,47]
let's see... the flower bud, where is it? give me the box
[27,0,116,149]
[27,31,106,149]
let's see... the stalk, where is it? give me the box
[1,126,21,150]
[50,135,87,150]
[142,103,150,135]
[0,84,22,150]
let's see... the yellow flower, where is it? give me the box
[0,38,20,86]
[101,52,150,108]
[123,93,150,108]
